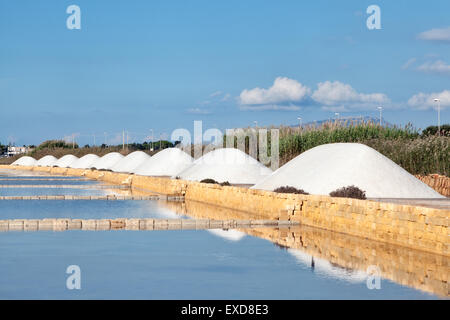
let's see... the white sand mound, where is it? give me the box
[111,151,151,173]
[36,155,57,167]
[134,148,193,176]
[175,148,272,185]
[91,152,124,170]
[252,143,444,199]
[11,156,37,166]
[53,155,79,168]
[70,154,100,169]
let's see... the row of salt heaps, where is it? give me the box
[9,143,444,197]
[10,148,272,185]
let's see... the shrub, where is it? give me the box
[329,185,366,199]
[220,181,231,186]
[274,186,309,195]
[200,178,219,184]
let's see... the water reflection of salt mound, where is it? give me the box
[134,148,193,176]
[36,155,57,167]
[91,152,124,170]
[208,229,246,242]
[176,148,272,185]
[253,143,443,198]
[12,156,37,166]
[111,151,151,173]
[70,154,100,169]
[53,155,79,168]
[288,249,367,283]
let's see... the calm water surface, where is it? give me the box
[0,169,444,299]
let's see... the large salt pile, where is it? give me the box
[175,148,272,185]
[91,152,124,170]
[252,143,444,198]
[11,156,37,166]
[111,151,151,173]
[134,148,193,176]
[36,155,57,167]
[53,154,79,168]
[70,154,100,169]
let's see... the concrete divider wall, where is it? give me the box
[1,165,448,256]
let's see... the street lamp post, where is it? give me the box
[377,106,383,126]
[434,98,441,136]
[297,117,302,135]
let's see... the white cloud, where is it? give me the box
[402,58,417,70]
[408,90,450,110]
[311,81,389,111]
[239,77,311,106]
[209,91,222,97]
[186,107,212,115]
[417,60,450,74]
[417,27,450,42]
[240,104,301,111]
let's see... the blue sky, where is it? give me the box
[1,0,449,146]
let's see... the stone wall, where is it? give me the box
[1,165,448,256]
[416,174,450,197]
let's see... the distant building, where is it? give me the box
[6,146,34,157]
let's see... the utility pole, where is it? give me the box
[126,131,129,151]
[377,106,383,126]
[434,98,441,136]
[104,132,107,146]
[72,134,75,149]
[297,117,302,135]
[122,130,125,150]
[150,129,154,151]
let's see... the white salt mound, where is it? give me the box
[12,156,37,166]
[53,155,79,168]
[70,154,100,169]
[134,148,193,176]
[111,151,151,173]
[36,155,57,167]
[91,152,124,170]
[252,143,444,199]
[175,148,272,185]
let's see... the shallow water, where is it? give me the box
[0,169,445,299]
[0,229,437,299]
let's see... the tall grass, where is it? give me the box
[277,121,448,176]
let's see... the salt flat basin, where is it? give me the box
[0,179,98,186]
[0,227,440,299]
[0,200,185,220]
[0,169,446,299]
[0,187,118,197]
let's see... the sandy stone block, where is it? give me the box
[82,219,97,231]
[0,220,9,231]
[167,219,182,229]
[68,219,82,230]
[125,219,140,230]
[181,219,196,230]
[24,220,38,231]
[38,219,54,231]
[111,219,125,230]
[154,219,168,230]
[97,220,111,230]
[9,220,24,231]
